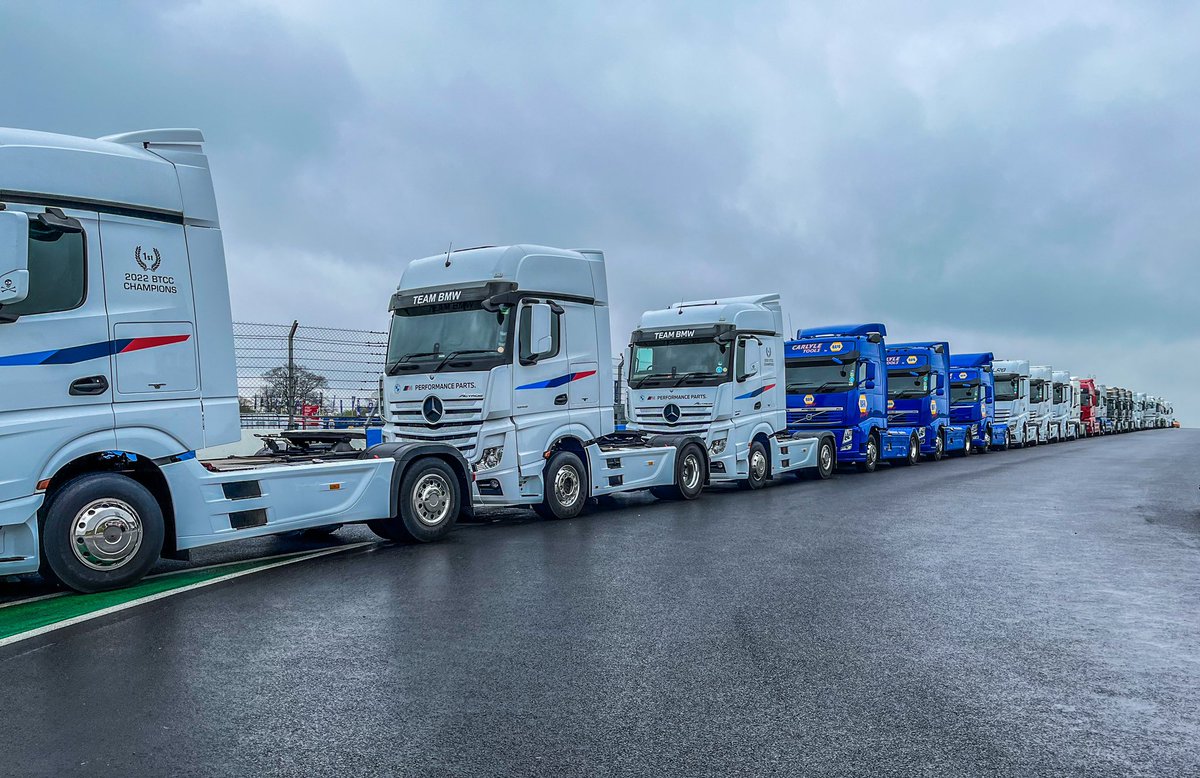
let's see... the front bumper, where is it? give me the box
[0,493,45,576]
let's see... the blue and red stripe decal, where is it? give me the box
[0,334,190,367]
[735,383,776,400]
[515,370,597,390]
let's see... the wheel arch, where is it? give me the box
[41,450,179,559]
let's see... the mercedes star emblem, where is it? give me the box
[422,395,444,425]
[663,403,682,424]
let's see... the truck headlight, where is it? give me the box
[709,438,727,456]
[478,446,504,471]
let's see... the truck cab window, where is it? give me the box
[519,305,560,361]
[2,220,86,317]
[887,370,930,398]
[785,358,858,394]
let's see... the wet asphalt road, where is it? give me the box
[2,430,1198,777]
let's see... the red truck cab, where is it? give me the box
[1079,378,1101,436]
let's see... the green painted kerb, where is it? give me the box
[0,555,300,641]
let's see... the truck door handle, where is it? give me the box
[554,393,568,406]
[70,375,110,396]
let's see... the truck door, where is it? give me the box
[733,336,764,420]
[0,207,114,505]
[512,302,571,478]
[98,215,201,453]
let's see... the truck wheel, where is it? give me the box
[650,443,706,501]
[371,458,461,543]
[857,434,879,473]
[812,437,835,479]
[980,428,992,453]
[961,433,974,457]
[928,431,945,462]
[739,441,770,490]
[39,473,165,593]
[534,450,588,519]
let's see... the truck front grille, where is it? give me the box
[632,405,713,434]
[388,398,484,455]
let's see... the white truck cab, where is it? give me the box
[992,360,1033,447]
[1028,365,1054,443]
[626,295,834,488]
[382,246,710,518]
[1051,369,1075,441]
[0,127,466,592]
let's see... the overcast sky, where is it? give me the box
[3,1,1196,423]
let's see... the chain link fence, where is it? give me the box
[234,321,386,430]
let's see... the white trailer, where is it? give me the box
[381,246,710,519]
[626,295,835,488]
[0,127,466,592]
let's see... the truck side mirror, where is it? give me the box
[528,303,553,357]
[864,381,876,390]
[0,210,31,312]
[866,362,877,381]
[985,386,994,402]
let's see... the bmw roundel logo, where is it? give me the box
[422,395,444,425]
[662,403,681,424]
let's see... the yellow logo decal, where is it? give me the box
[804,394,815,406]
[930,398,937,416]
[958,371,967,379]
[830,341,844,353]
[858,394,868,414]
[906,355,918,365]
[887,399,895,409]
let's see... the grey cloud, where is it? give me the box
[1,1,1196,422]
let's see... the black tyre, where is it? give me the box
[651,443,706,501]
[813,437,835,479]
[369,458,460,543]
[739,440,770,490]
[857,433,880,473]
[533,450,588,519]
[979,428,992,454]
[39,472,165,593]
[960,432,974,457]
[928,431,945,462]
[896,434,919,466]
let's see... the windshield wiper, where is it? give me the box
[432,349,499,372]
[632,372,675,388]
[385,351,442,375]
[674,371,718,386]
[815,381,853,392]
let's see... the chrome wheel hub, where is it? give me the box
[411,473,452,526]
[820,445,833,471]
[72,498,143,571]
[750,450,767,480]
[554,465,581,507]
[681,454,701,491]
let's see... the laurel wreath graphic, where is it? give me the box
[135,245,163,273]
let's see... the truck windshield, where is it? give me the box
[385,302,513,374]
[887,370,929,398]
[1030,381,1047,403]
[1081,393,1093,407]
[630,340,731,388]
[994,376,1020,401]
[951,383,982,403]
[784,358,858,394]
[1053,385,1066,403]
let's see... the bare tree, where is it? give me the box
[260,364,328,415]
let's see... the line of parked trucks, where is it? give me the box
[0,127,1181,592]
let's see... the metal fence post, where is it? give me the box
[286,319,299,430]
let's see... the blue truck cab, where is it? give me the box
[784,324,922,471]
[948,352,997,451]
[885,341,970,460]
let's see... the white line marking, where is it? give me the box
[0,543,375,610]
[0,541,373,649]
[0,591,64,610]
